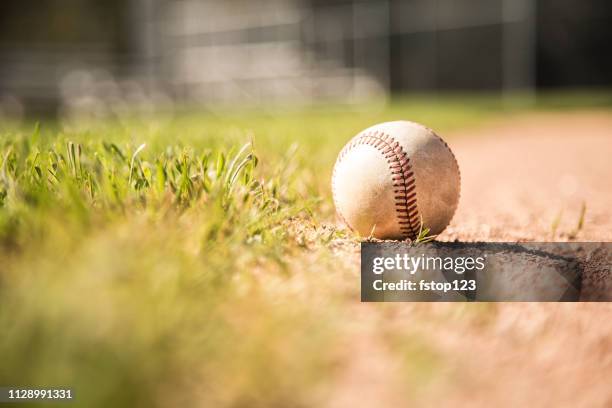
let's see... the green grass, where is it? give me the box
[0,96,603,407]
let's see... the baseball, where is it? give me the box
[332,121,460,240]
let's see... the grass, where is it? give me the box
[550,202,588,240]
[0,95,604,407]
[0,125,336,407]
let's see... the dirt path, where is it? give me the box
[327,111,612,408]
[442,110,612,242]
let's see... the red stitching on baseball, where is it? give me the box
[332,131,421,239]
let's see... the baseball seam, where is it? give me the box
[332,131,420,239]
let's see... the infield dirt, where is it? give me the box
[326,110,612,408]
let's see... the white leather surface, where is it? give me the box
[332,121,460,239]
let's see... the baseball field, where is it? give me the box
[1,93,611,406]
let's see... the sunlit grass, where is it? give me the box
[0,129,337,407]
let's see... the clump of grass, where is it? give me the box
[568,202,587,240]
[412,217,437,245]
[549,202,587,240]
[359,218,436,244]
[550,209,564,240]
[0,123,333,407]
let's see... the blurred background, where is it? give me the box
[0,0,611,120]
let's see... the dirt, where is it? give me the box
[326,110,612,408]
[441,110,612,242]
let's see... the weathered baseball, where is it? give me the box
[332,121,460,240]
